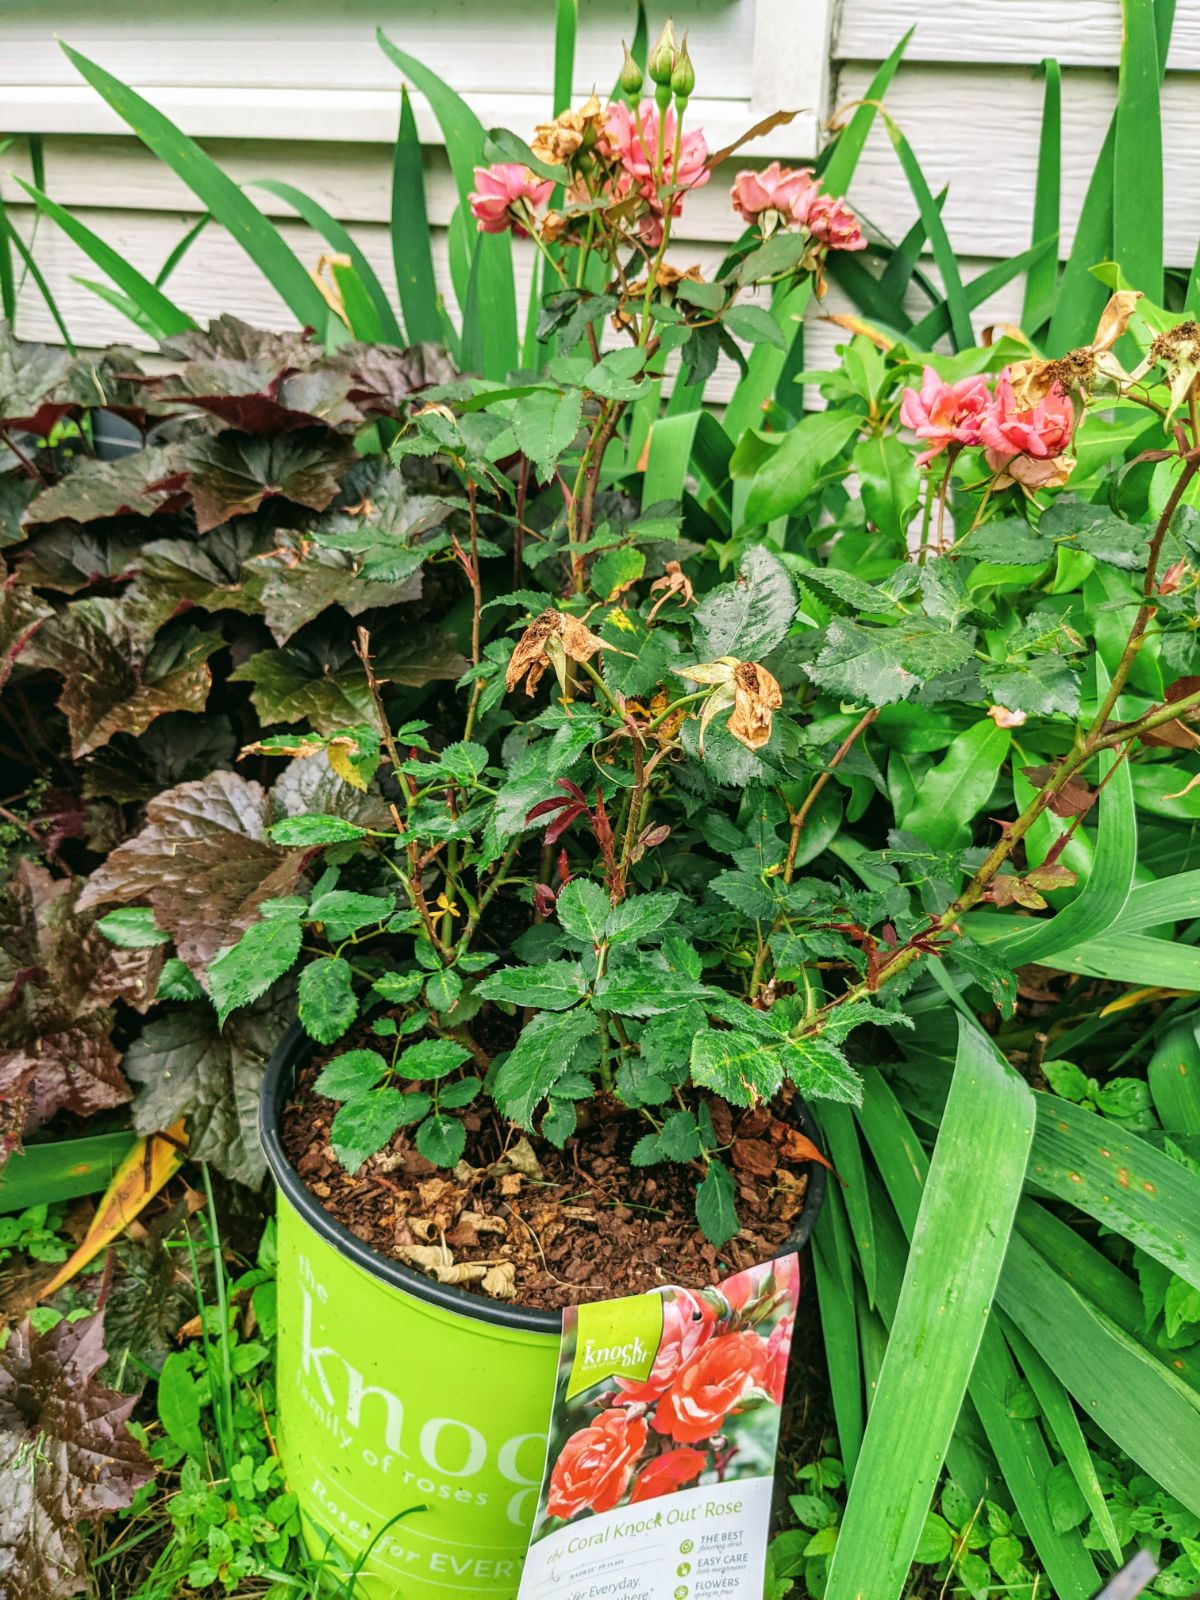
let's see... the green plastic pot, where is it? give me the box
[260,1023,826,1600]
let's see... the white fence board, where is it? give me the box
[834,62,1200,266]
[836,0,1200,69]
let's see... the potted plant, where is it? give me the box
[221,29,866,1594]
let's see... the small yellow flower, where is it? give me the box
[436,892,461,918]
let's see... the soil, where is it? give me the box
[280,1056,819,1312]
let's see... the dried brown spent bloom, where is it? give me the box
[505,609,612,697]
[647,559,695,621]
[1147,319,1200,418]
[1007,290,1143,408]
[530,96,604,167]
[728,661,783,750]
[676,656,782,753]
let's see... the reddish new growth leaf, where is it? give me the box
[0,1312,153,1600]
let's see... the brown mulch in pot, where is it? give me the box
[280,1058,817,1312]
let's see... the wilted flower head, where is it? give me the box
[505,609,613,698]
[981,370,1075,491]
[899,367,992,466]
[1007,291,1143,409]
[805,192,866,252]
[468,164,554,236]
[1147,319,1200,421]
[730,162,820,233]
[530,96,604,168]
[676,657,783,754]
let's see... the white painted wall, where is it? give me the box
[1,0,1197,384]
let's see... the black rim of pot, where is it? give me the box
[260,1020,829,1336]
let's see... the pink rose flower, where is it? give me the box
[468,163,553,237]
[601,101,710,232]
[547,1408,648,1519]
[730,162,819,227]
[899,366,993,467]
[981,371,1075,489]
[765,1314,793,1405]
[652,1330,770,1445]
[805,193,867,252]
[616,1288,716,1404]
[629,1447,708,1503]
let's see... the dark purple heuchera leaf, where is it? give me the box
[0,861,161,1165]
[20,447,187,527]
[232,626,468,734]
[339,341,456,417]
[0,477,39,548]
[81,713,238,806]
[13,526,151,594]
[77,770,306,980]
[123,985,293,1185]
[0,332,148,436]
[0,576,52,690]
[122,522,273,641]
[0,1312,154,1600]
[177,428,357,533]
[0,331,75,436]
[142,314,360,433]
[269,750,394,832]
[246,528,423,643]
[24,601,222,757]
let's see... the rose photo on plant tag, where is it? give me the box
[529,1254,799,1544]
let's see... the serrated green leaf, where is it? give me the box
[511,387,583,483]
[330,1088,411,1172]
[780,1035,863,1104]
[696,1159,738,1246]
[298,957,358,1045]
[96,907,170,949]
[396,1038,472,1082]
[476,961,587,1010]
[692,545,798,661]
[555,878,610,945]
[592,967,707,1017]
[808,618,975,706]
[605,891,681,945]
[492,1009,599,1127]
[269,815,368,846]
[314,1049,389,1101]
[689,1030,783,1107]
[208,915,302,1025]
[415,1113,467,1168]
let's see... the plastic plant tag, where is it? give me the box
[517,1253,799,1600]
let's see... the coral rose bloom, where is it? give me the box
[547,1409,648,1520]
[981,371,1075,488]
[468,163,553,236]
[617,1289,716,1404]
[723,1254,800,1315]
[653,1331,770,1445]
[730,162,819,226]
[899,366,992,467]
[805,192,866,251]
[629,1447,708,1504]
